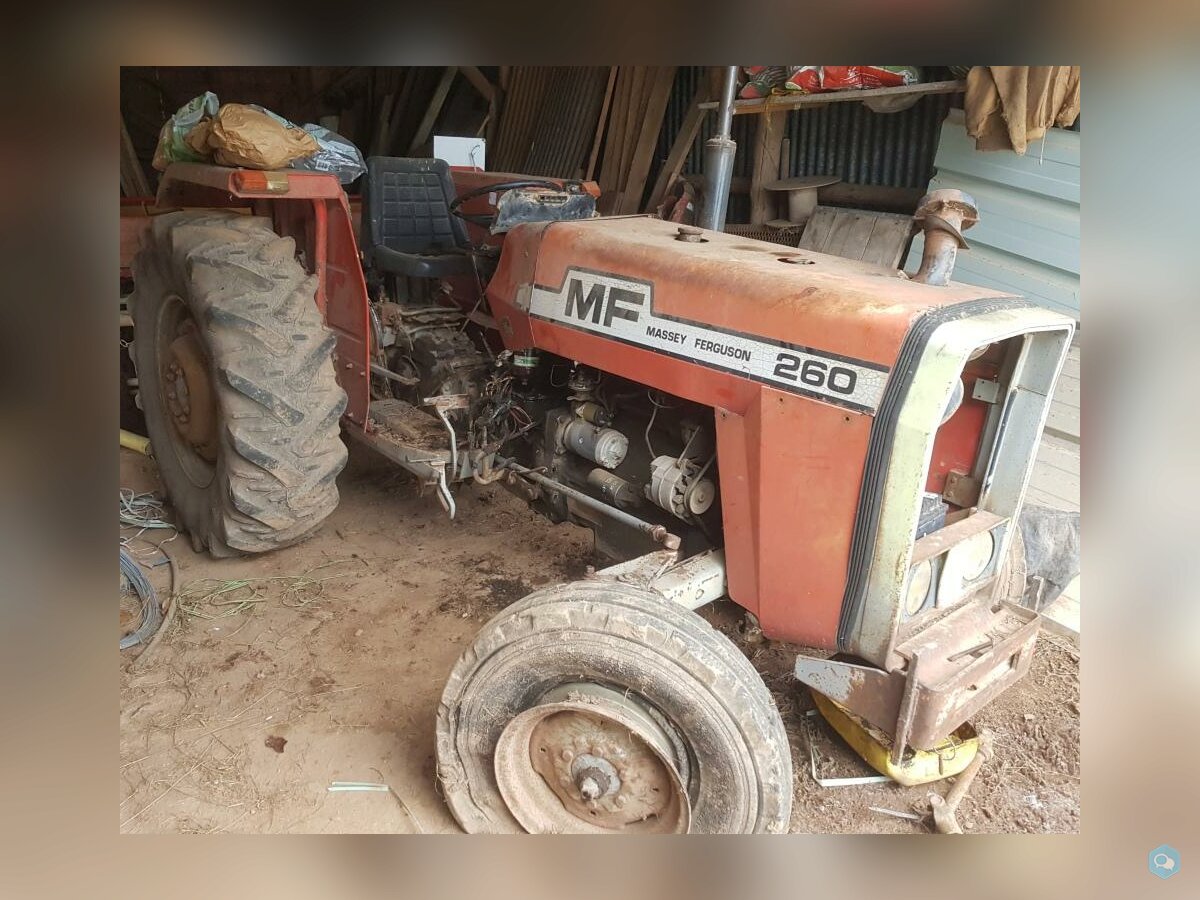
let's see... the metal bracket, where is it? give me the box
[971,377,1000,404]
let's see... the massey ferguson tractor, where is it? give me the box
[131,154,1074,834]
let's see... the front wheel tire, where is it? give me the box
[436,580,793,833]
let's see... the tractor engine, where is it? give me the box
[363,180,717,562]
[369,286,721,561]
[469,354,721,561]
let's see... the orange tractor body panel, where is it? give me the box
[486,216,1009,647]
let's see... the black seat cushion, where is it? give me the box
[362,157,473,278]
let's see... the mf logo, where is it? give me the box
[565,275,645,328]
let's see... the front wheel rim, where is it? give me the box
[493,682,691,833]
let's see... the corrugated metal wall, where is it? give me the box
[652,67,952,223]
[786,94,952,188]
[491,67,609,177]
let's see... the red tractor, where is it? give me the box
[131,157,1074,833]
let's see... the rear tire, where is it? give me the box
[436,580,793,833]
[131,211,348,555]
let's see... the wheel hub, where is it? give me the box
[160,316,217,462]
[493,683,691,833]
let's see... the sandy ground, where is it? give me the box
[119,444,1079,834]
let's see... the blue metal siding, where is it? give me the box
[905,109,1081,320]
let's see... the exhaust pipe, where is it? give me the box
[698,66,740,232]
[911,189,979,286]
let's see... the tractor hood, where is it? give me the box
[491,215,1014,399]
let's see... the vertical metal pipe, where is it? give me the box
[698,66,739,231]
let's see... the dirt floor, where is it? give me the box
[119,443,1079,834]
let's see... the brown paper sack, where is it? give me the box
[205,104,319,170]
[183,120,213,157]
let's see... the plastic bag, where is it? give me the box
[289,124,367,184]
[152,91,219,171]
[200,103,320,170]
[739,66,788,99]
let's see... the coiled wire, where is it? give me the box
[120,546,163,650]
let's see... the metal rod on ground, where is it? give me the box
[698,66,740,232]
[495,455,681,550]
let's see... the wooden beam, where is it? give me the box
[120,113,152,198]
[617,67,677,215]
[408,66,458,156]
[749,110,787,224]
[585,67,618,182]
[645,86,710,212]
[460,66,495,103]
[384,68,416,155]
[485,80,503,151]
[696,79,966,116]
[597,68,632,212]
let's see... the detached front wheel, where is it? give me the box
[436,581,793,833]
[131,211,348,556]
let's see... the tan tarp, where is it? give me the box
[186,104,319,170]
[965,66,1080,154]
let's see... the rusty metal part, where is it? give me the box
[930,731,994,833]
[493,683,690,833]
[163,319,217,461]
[911,189,979,286]
[942,470,981,507]
[764,174,841,225]
[794,599,1040,752]
[496,455,681,550]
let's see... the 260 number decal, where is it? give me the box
[772,352,858,395]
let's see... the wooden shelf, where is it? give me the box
[697,79,966,116]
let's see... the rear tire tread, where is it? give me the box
[131,210,347,554]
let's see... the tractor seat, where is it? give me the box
[362,156,474,279]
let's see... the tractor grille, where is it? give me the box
[722,224,805,247]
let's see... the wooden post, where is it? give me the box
[749,108,786,224]
[408,66,459,156]
[645,87,710,212]
[617,67,677,215]
[585,67,618,182]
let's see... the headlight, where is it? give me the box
[904,559,933,616]
[940,530,995,598]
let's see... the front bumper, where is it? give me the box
[795,599,1039,752]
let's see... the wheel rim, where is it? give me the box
[493,683,691,833]
[156,294,217,485]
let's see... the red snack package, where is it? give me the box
[821,66,920,91]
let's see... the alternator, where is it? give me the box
[646,456,716,520]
